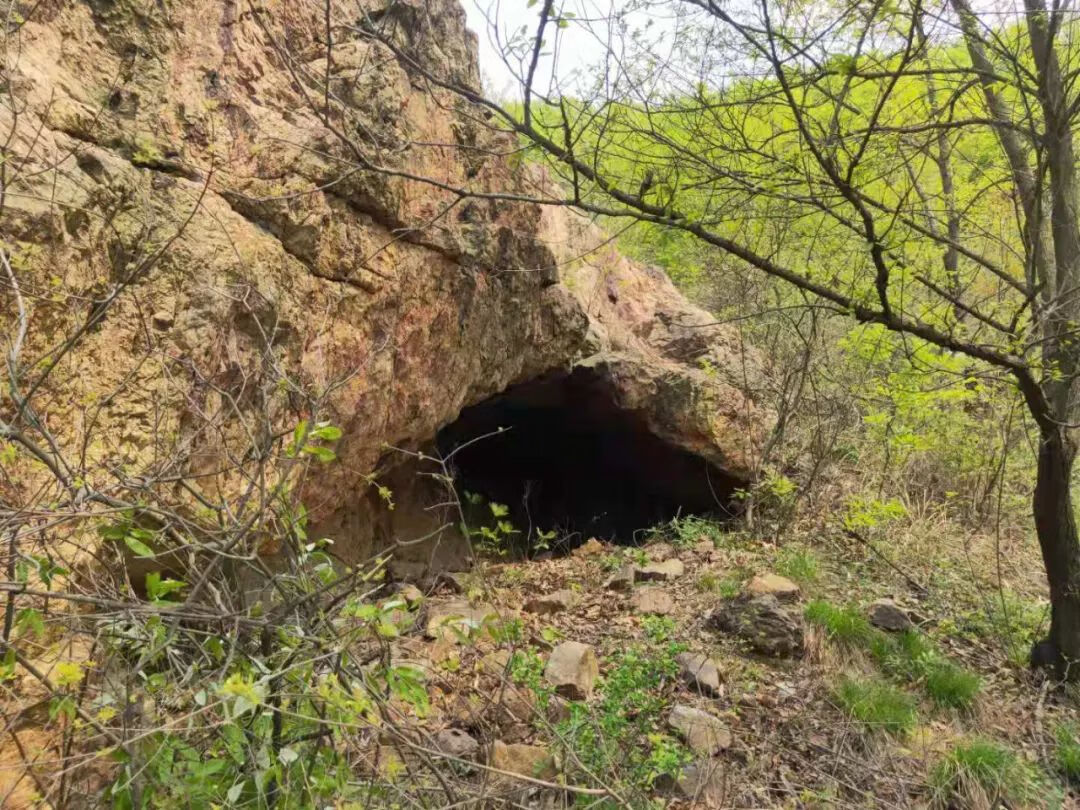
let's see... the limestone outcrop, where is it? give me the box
[0,0,769,575]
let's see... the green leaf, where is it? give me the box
[124,535,154,558]
[16,607,44,639]
[145,572,185,602]
[310,422,342,441]
[301,445,336,463]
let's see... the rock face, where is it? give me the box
[709,595,805,658]
[0,0,769,576]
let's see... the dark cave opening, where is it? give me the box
[435,368,742,548]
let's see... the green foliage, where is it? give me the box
[653,514,727,548]
[1053,723,1080,782]
[553,630,690,803]
[955,593,1048,667]
[929,739,1054,809]
[775,546,820,585]
[805,600,874,647]
[809,601,982,712]
[697,569,745,598]
[833,676,917,735]
[922,661,982,710]
[285,419,342,462]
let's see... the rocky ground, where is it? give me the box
[359,520,1079,809]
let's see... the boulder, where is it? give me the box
[434,728,480,760]
[635,559,685,582]
[868,598,914,632]
[424,600,499,641]
[604,565,636,591]
[397,583,425,606]
[746,573,800,602]
[646,542,676,560]
[667,705,733,755]
[675,652,723,696]
[631,587,675,615]
[544,641,599,700]
[488,741,557,781]
[524,590,576,615]
[675,759,728,806]
[709,595,805,658]
[573,538,606,557]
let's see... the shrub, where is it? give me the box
[833,676,917,735]
[929,739,1053,809]
[553,631,691,801]
[658,514,727,548]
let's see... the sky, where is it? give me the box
[460,0,1044,100]
[462,0,667,99]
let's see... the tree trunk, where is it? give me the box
[1033,425,1080,677]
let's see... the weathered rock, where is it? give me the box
[0,0,774,791]
[397,583,425,607]
[479,649,512,674]
[674,759,729,806]
[525,590,576,615]
[667,705,733,755]
[1,0,771,596]
[675,652,723,696]
[544,641,599,700]
[434,728,480,760]
[746,573,801,602]
[695,539,716,556]
[709,595,805,658]
[646,542,676,560]
[488,741,557,781]
[151,311,174,330]
[604,565,636,591]
[635,559,685,582]
[424,600,500,641]
[436,571,474,595]
[631,587,675,615]
[574,538,606,557]
[868,598,914,632]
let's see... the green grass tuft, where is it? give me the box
[929,739,1052,809]
[775,546,820,584]
[1054,722,1080,781]
[833,676,917,735]
[697,570,745,598]
[805,600,874,646]
[923,660,981,710]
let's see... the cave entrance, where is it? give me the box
[436,368,741,551]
